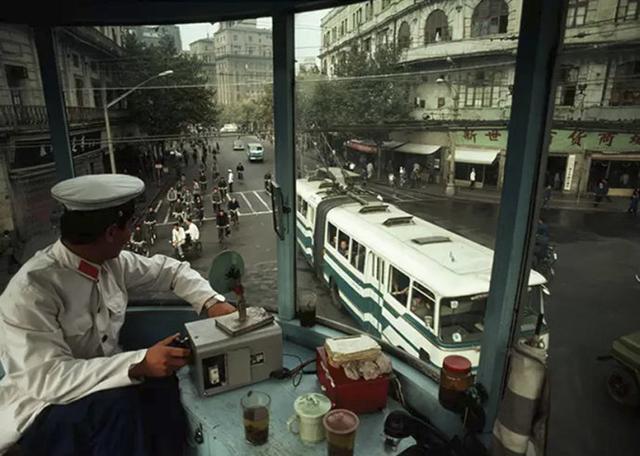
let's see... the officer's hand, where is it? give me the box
[130,333,191,379]
[206,300,237,318]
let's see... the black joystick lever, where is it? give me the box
[169,334,191,349]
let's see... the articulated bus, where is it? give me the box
[296,174,547,369]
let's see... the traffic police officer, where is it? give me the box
[0,174,235,455]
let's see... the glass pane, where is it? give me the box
[0,24,55,288]
[53,21,275,305]
[539,10,640,455]
[295,0,519,368]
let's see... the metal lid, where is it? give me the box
[323,409,359,435]
[442,355,472,374]
[294,393,332,419]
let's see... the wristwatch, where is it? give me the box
[204,294,227,310]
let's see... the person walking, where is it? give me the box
[628,188,639,216]
[469,168,477,189]
[594,180,605,207]
[366,162,374,180]
[542,185,552,208]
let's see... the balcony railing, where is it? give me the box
[0,105,127,129]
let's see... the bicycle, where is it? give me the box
[230,209,239,229]
[217,225,229,246]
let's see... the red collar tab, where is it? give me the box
[77,260,99,281]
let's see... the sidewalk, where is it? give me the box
[370,179,632,213]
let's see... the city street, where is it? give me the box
[141,139,639,455]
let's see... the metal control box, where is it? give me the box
[185,318,282,396]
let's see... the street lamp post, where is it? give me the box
[437,75,459,197]
[103,70,173,173]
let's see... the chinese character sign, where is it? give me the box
[598,132,616,147]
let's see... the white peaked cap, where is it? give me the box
[51,174,145,211]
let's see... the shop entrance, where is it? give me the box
[546,156,567,190]
[589,158,640,196]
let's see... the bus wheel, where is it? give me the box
[329,279,342,310]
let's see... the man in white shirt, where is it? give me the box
[171,221,186,259]
[0,174,235,455]
[185,217,200,243]
[227,169,234,193]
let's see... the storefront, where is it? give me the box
[389,142,442,184]
[588,154,640,196]
[454,147,501,188]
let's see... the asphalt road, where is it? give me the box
[147,140,639,455]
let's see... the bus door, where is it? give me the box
[366,251,386,336]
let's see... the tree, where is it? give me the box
[297,43,412,175]
[116,34,218,136]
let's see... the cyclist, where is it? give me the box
[143,206,157,244]
[215,209,230,244]
[129,225,146,255]
[211,186,223,214]
[192,179,201,197]
[171,222,186,260]
[264,172,272,193]
[218,177,228,201]
[173,197,186,221]
[166,186,177,212]
[199,170,208,193]
[183,189,194,215]
[228,197,240,227]
[236,162,244,180]
[184,217,200,250]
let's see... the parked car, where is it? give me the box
[220,123,238,133]
[247,143,264,162]
[233,140,244,151]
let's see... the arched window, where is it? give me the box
[424,10,451,44]
[471,0,509,37]
[397,21,411,50]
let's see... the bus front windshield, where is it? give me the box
[438,295,488,344]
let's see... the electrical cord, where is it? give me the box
[270,354,316,388]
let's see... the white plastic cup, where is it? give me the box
[287,393,332,444]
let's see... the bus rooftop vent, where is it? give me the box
[411,236,451,245]
[383,216,414,227]
[319,182,335,189]
[359,204,388,213]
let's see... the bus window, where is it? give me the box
[350,239,366,273]
[327,223,337,248]
[439,295,488,344]
[338,231,350,259]
[389,266,410,307]
[296,196,302,215]
[379,260,386,286]
[301,200,308,217]
[409,282,435,330]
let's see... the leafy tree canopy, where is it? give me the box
[116,34,218,136]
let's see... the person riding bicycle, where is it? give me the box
[198,170,208,192]
[184,217,200,249]
[211,186,223,213]
[264,172,272,193]
[192,179,201,197]
[130,225,146,253]
[533,218,550,267]
[143,206,157,243]
[228,197,240,225]
[183,189,194,213]
[236,162,244,180]
[218,177,228,201]
[215,209,230,243]
[173,197,186,221]
[166,186,177,212]
[171,222,186,260]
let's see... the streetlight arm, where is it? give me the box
[106,71,172,109]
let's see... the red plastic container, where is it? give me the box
[316,347,389,414]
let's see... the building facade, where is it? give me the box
[188,37,217,101]
[320,0,640,196]
[209,19,273,105]
[0,25,135,237]
[127,25,182,53]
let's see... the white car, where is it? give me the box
[233,140,244,151]
[220,123,238,133]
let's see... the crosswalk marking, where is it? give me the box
[253,191,271,210]
[239,192,255,213]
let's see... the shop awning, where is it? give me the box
[395,143,441,155]
[455,148,500,165]
[345,140,377,154]
[382,140,405,150]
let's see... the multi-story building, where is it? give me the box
[188,37,217,101]
[0,26,135,236]
[211,19,273,105]
[126,25,182,53]
[320,0,640,197]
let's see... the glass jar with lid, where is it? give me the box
[439,355,473,413]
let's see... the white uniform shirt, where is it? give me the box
[227,171,234,184]
[186,222,200,242]
[0,240,219,451]
[172,226,186,245]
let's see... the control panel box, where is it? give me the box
[185,318,282,396]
